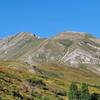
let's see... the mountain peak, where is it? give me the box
[13,32,39,41]
[54,31,86,40]
[15,32,37,37]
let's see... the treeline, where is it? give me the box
[68,82,100,100]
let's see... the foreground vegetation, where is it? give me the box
[68,82,100,100]
[0,61,100,100]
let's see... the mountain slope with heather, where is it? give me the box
[0,31,100,99]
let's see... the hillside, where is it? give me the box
[0,32,100,99]
[0,61,100,100]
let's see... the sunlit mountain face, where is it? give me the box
[0,32,100,99]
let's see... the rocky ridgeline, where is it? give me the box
[0,31,100,75]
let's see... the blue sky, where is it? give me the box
[0,0,100,38]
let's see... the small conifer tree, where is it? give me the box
[68,82,79,100]
[79,83,90,100]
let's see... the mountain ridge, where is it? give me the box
[0,31,100,75]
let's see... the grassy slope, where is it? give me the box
[0,61,100,100]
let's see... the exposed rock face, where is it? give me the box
[61,48,100,64]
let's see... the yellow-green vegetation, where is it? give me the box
[0,61,66,100]
[34,63,100,92]
[0,61,100,100]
